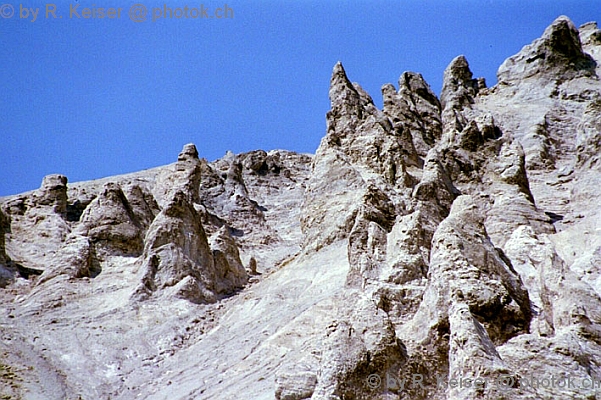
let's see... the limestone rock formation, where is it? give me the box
[209,226,248,294]
[75,182,145,258]
[440,55,485,134]
[131,145,249,304]
[382,71,441,158]
[132,190,219,303]
[498,16,596,85]
[301,62,411,254]
[154,143,204,207]
[398,196,531,399]
[0,209,13,287]
[35,174,69,214]
[2,174,71,271]
[3,15,601,400]
[36,234,100,284]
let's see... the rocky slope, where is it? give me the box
[2,15,601,400]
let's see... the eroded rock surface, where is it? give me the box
[2,15,601,400]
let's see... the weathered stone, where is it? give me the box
[35,174,68,214]
[209,226,248,294]
[37,234,100,284]
[76,182,144,258]
[498,15,596,85]
[133,190,248,304]
[2,15,601,400]
[154,143,203,207]
[382,71,442,158]
[132,190,217,303]
[0,209,14,287]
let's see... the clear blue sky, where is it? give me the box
[1,1,599,196]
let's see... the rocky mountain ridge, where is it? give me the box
[2,15,601,400]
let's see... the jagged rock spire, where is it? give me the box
[382,71,442,157]
[325,62,367,140]
[36,174,68,214]
[328,62,361,112]
[440,55,486,133]
[178,143,199,162]
[441,55,483,111]
[154,143,203,207]
[398,71,441,111]
[498,15,596,84]
[0,209,12,287]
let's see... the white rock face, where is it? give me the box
[2,15,601,400]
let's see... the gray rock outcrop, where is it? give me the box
[132,190,220,303]
[0,209,13,287]
[131,145,249,304]
[382,71,441,158]
[498,16,596,86]
[3,15,601,400]
[74,182,145,258]
[2,174,71,271]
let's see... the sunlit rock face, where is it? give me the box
[3,15,601,400]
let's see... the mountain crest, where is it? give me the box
[498,15,597,85]
[3,14,601,400]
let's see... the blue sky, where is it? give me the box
[1,0,599,196]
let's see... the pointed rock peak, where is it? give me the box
[37,174,68,213]
[329,61,360,108]
[542,16,585,59]
[94,182,131,209]
[381,82,409,118]
[498,15,595,85]
[333,61,343,72]
[178,143,199,162]
[381,83,397,96]
[444,55,474,86]
[580,21,601,46]
[223,150,235,162]
[399,71,421,88]
[331,61,347,81]
[400,71,431,93]
[175,142,201,179]
[155,143,202,207]
[398,71,441,109]
[330,62,352,89]
[441,56,481,111]
[551,15,575,26]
